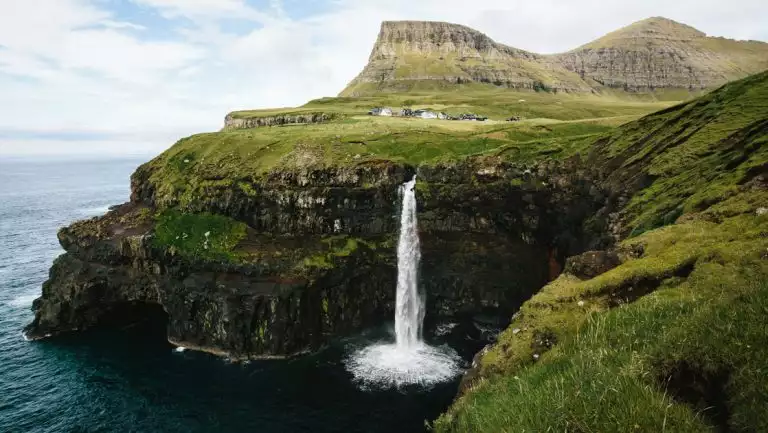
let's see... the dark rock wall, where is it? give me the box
[27,157,612,359]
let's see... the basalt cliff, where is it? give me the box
[24,157,612,359]
[341,18,768,95]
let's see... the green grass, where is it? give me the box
[145,91,668,206]
[153,210,247,261]
[590,71,768,237]
[139,80,684,210]
[298,235,394,273]
[301,236,364,270]
[142,108,665,209]
[139,114,628,209]
[229,84,675,123]
[435,212,768,432]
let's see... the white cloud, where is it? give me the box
[0,0,766,156]
[130,0,272,22]
[99,20,148,31]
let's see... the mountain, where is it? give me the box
[339,21,593,96]
[340,18,768,96]
[555,16,768,90]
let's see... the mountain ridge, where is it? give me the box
[341,17,768,96]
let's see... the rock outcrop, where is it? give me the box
[224,112,338,130]
[563,250,621,280]
[341,18,768,96]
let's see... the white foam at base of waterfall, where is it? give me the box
[346,342,462,388]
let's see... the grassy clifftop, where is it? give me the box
[147,88,676,201]
[435,71,768,432]
[229,85,676,121]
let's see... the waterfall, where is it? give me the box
[395,176,424,348]
[345,175,461,388]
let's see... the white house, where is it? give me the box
[369,107,393,116]
[415,109,437,119]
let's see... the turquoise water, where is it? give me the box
[0,157,473,433]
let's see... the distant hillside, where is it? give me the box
[554,17,768,90]
[341,18,768,96]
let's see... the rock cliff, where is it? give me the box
[25,155,612,359]
[224,112,338,130]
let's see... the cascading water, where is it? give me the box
[346,176,461,388]
[394,176,424,349]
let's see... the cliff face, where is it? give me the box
[224,112,337,130]
[25,156,611,360]
[341,18,768,96]
[366,21,535,60]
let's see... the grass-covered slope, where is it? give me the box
[434,71,768,432]
[149,89,676,202]
[591,70,768,236]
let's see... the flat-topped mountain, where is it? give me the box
[341,18,768,95]
[341,21,591,96]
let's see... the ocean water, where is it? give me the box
[0,157,473,433]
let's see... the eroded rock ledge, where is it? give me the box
[25,157,614,360]
[224,112,338,130]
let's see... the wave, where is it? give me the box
[6,293,38,308]
[78,205,111,216]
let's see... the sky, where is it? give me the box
[0,0,766,156]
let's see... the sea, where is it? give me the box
[0,156,475,433]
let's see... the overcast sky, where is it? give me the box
[0,0,766,156]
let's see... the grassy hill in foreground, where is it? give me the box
[434,71,768,432]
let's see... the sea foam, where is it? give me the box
[7,293,38,308]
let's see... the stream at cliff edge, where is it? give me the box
[0,156,483,433]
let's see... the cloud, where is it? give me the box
[0,0,766,156]
[129,0,272,22]
[98,20,147,31]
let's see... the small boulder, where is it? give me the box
[564,250,621,280]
